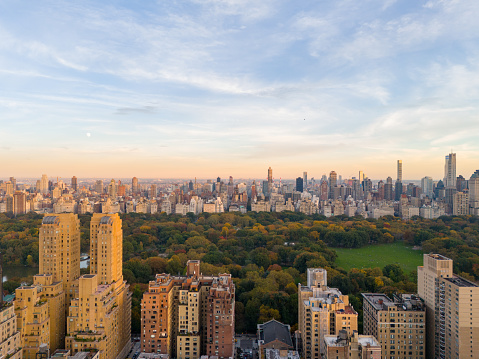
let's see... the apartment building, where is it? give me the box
[418,253,479,359]
[298,268,358,359]
[141,260,235,359]
[323,330,381,359]
[362,293,425,359]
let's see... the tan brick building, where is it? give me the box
[39,213,81,306]
[298,268,358,359]
[0,303,22,359]
[418,253,479,359]
[65,213,131,359]
[15,285,50,358]
[141,260,235,359]
[362,293,425,359]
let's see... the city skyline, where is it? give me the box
[2,1,479,178]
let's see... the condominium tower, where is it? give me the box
[66,213,131,359]
[418,254,479,359]
[444,153,457,188]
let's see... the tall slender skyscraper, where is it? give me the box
[303,171,308,188]
[268,167,273,183]
[444,152,457,188]
[397,160,403,182]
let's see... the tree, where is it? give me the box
[258,305,281,323]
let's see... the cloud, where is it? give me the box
[115,106,158,115]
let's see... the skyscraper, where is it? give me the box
[132,176,139,194]
[418,254,479,359]
[71,176,78,191]
[40,174,49,194]
[421,176,434,198]
[108,178,117,198]
[39,214,81,304]
[13,191,26,215]
[296,177,303,192]
[329,171,337,199]
[469,170,479,215]
[94,179,103,194]
[444,152,456,188]
[303,171,308,188]
[397,160,403,182]
[268,167,273,183]
[66,213,131,358]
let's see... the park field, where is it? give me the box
[334,242,423,273]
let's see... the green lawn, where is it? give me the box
[334,242,423,273]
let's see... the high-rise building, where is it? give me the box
[303,171,308,188]
[71,176,78,192]
[384,177,393,201]
[359,171,365,183]
[298,268,358,359]
[418,254,479,359]
[453,191,469,215]
[0,254,22,359]
[39,214,81,305]
[15,284,51,358]
[13,191,26,215]
[132,177,139,194]
[444,153,456,188]
[395,180,403,201]
[94,180,103,194]
[9,176,16,191]
[66,213,131,359]
[397,160,403,182]
[40,174,49,194]
[149,184,157,198]
[456,175,467,192]
[296,177,304,192]
[362,293,425,359]
[268,167,273,183]
[329,171,337,199]
[0,303,22,358]
[5,181,14,196]
[141,260,235,359]
[469,170,479,215]
[421,176,434,198]
[108,179,117,198]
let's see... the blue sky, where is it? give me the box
[1,0,479,180]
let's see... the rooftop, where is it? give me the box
[445,276,479,288]
[258,319,293,347]
[428,253,452,261]
[362,293,424,311]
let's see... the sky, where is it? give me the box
[1,0,479,180]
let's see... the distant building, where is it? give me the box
[295,177,303,193]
